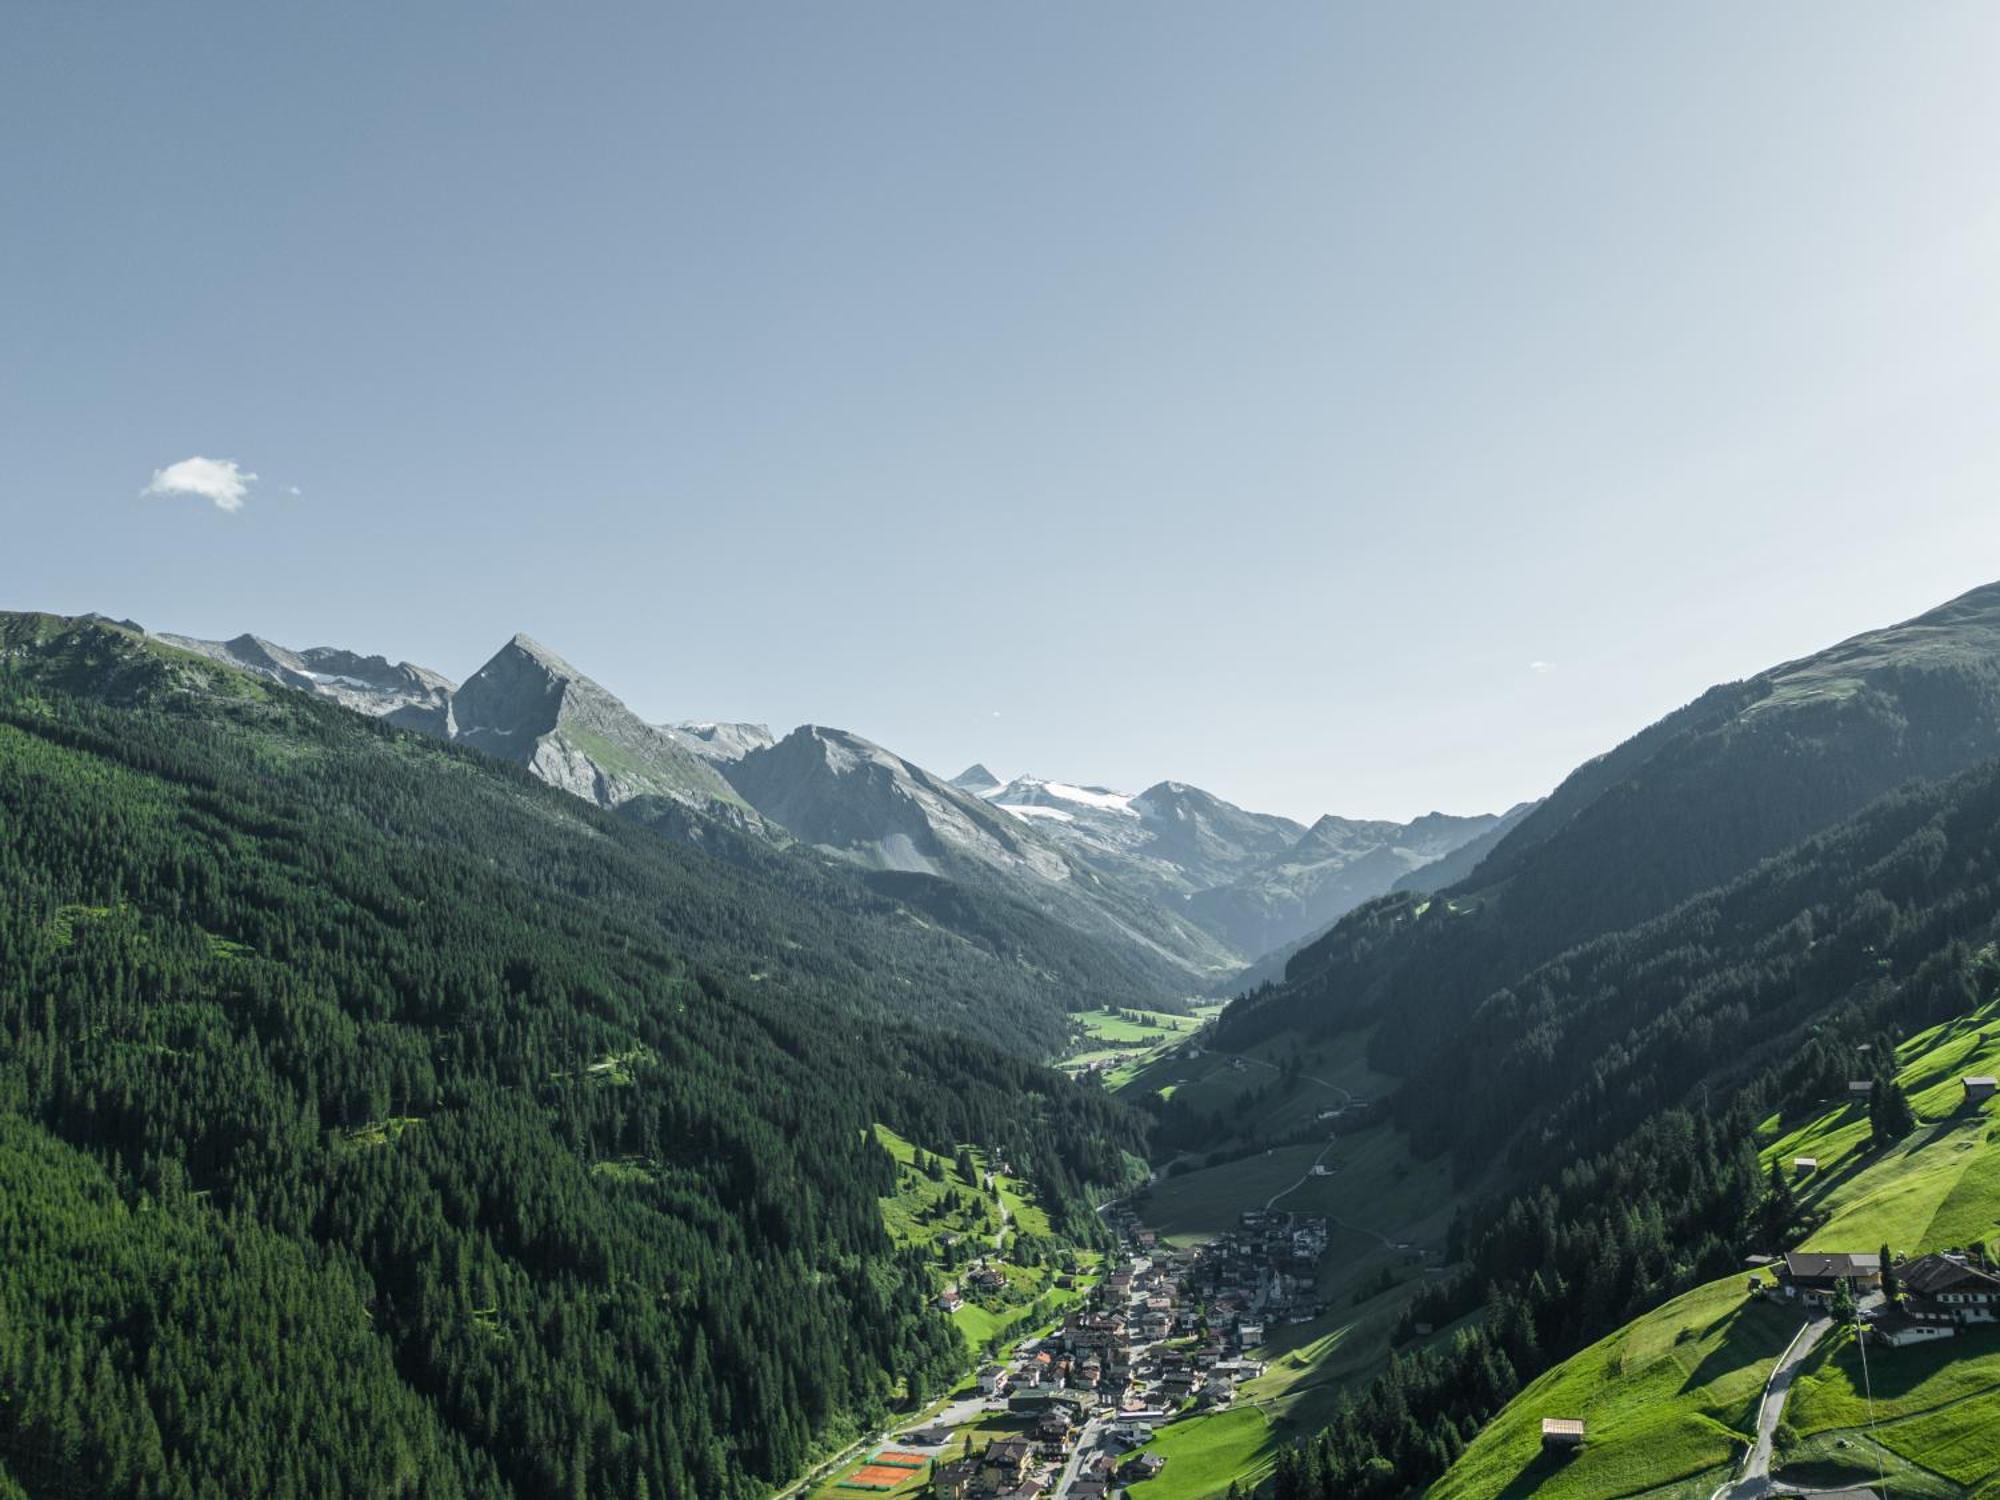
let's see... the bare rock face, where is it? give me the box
[665,720,776,764]
[154,627,761,833]
[727,727,1065,881]
[450,635,761,827]
[959,768,1504,965]
[722,728,1241,981]
[154,631,456,732]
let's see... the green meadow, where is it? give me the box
[1431,1276,1797,1500]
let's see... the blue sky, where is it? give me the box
[4,3,1997,820]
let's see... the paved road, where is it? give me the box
[1709,1312,1834,1500]
[1050,1413,1106,1499]
[772,1390,992,1498]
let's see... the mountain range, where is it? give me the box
[149,625,1514,986]
[16,576,2000,1499]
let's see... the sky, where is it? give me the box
[4,4,1998,822]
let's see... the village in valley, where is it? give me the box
[792,1006,1450,1500]
[811,1202,1336,1500]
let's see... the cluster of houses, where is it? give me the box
[919,1206,1322,1500]
[1762,1245,2000,1347]
[937,1263,1012,1315]
[1177,1207,1333,1337]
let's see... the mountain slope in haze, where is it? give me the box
[1186,808,1503,958]
[1390,798,1539,895]
[725,728,1239,986]
[967,771,1305,930]
[959,768,1502,964]
[0,611,1149,1498]
[1228,577,2000,1078]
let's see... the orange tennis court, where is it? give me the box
[872,1451,927,1467]
[838,1464,913,1489]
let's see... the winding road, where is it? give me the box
[1708,1312,1834,1500]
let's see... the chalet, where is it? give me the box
[1036,1406,1076,1442]
[1071,1484,1108,1500]
[1965,1076,1998,1105]
[1237,1320,1265,1347]
[984,1438,1034,1486]
[1900,1252,2000,1325]
[1780,1250,1881,1305]
[937,1287,963,1313]
[969,1267,1008,1293]
[932,1458,981,1500]
[1793,1157,1819,1178]
[1125,1453,1168,1479]
[1540,1418,1587,1452]
[1848,1080,1875,1099]
[977,1365,1009,1396]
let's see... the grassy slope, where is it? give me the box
[1139,1126,1456,1249]
[1432,1278,1798,1500]
[1058,1005,1223,1089]
[1126,1406,1279,1500]
[1762,999,2000,1254]
[871,1125,1085,1355]
[1435,999,2000,1499]
[1759,1002,2000,1496]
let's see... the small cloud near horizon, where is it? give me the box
[1529,660,1556,674]
[143,456,258,512]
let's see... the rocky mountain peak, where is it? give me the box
[951,763,1003,795]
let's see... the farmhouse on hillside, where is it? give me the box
[1964,1075,1997,1105]
[1779,1249,1882,1305]
[1900,1251,2000,1324]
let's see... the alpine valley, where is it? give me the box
[9,578,2000,1500]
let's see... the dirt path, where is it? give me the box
[1212,1048,1360,1105]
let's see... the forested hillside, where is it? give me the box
[0,614,1147,1498]
[1269,755,2000,1496]
[1223,579,2000,1081]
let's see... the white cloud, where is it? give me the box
[1529,660,1555,674]
[143,456,258,512]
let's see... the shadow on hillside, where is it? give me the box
[1678,1298,1801,1397]
[1814,1325,2000,1404]
[1489,1446,1581,1500]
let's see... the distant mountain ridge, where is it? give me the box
[722,728,1242,984]
[144,622,1509,981]
[956,767,1505,966]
